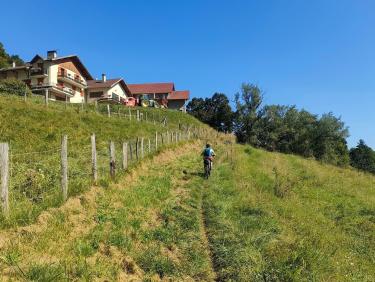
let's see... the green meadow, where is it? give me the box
[0,95,374,281]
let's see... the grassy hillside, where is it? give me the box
[1,94,374,281]
[204,145,375,281]
[0,95,208,228]
[1,139,374,280]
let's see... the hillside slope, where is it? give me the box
[204,144,375,281]
[1,139,373,280]
[0,95,209,228]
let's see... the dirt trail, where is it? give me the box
[199,185,218,281]
[198,152,227,282]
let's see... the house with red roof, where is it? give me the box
[86,74,131,104]
[168,90,190,112]
[127,82,190,111]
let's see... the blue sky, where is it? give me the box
[1,0,374,148]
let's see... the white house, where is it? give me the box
[86,74,131,104]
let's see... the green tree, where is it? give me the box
[234,83,263,144]
[0,42,24,68]
[350,140,375,174]
[312,113,350,166]
[187,93,233,132]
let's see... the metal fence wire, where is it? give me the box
[0,128,208,227]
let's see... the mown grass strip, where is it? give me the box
[202,144,375,281]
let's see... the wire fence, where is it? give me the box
[0,128,211,228]
[7,94,181,127]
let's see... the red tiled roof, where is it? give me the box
[87,78,131,95]
[127,83,175,94]
[168,90,190,100]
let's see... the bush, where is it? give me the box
[0,78,32,97]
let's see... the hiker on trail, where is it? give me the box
[202,143,215,170]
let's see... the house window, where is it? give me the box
[89,91,103,98]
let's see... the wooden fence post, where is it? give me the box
[141,138,144,158]
[24,84,27,102]
[148,139,151,154]
[137,110,140,121]
[129,143,133,161]
[109,141,116,179]
[107,105,111,118]
[128,108,132,121]
[155,132,158,150]
[91,134,97,183]
[0,143,9,216]
[122,142,128,170]
[61,135,68,201]
[135,138,139,160]
[45,89,49,107]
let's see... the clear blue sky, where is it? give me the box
[1,0,374,148]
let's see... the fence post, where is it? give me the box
[135,138,139,160]
[122,142,128,170]
[137,110,140,121]
[109,141,116,179]
[148,139,151,154]
[45,89,49,107]
[0,143,9,216]
[141,138,144,158]
[155,132,158,150]
[107,105,111,118]
[91,134,97,183]
[61,135,68,201]
[24,84,27,102]
[128,108,132,121]
[129,143,133,161]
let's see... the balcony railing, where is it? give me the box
[31,83,74,96]
[30,68,48,76]
[58,73,87,86]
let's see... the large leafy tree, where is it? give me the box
[350,140,375,174]
[234,83,263,144]
[187,93,233,132]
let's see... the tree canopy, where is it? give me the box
[350,140,375,174]
[187,93,233,132]
[0,42,24,68]
[188,82,355,167]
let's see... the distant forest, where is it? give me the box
[187,84,375,174]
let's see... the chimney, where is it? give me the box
[102,74,106,82]
[12,61,16,68]
[47,50,57,59]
